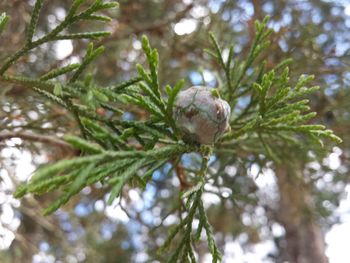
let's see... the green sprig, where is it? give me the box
[0,0,117,75]
[0,12,9,35]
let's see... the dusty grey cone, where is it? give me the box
[174,86,231,145]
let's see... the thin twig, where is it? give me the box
[0,131,74,150]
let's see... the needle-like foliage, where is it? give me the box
[0,1,341,262]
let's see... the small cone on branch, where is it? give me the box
[174,86,231,145]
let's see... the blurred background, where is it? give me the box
[0,0,350,262]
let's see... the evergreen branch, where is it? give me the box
[138,82,166,113]
[166,80,185,118]
[52,31,111,40]
[265,86,291,111]
[274,58,293,72]
[231,16,272,94]
[260,125,342,143]
[83,14,112,22]
[167,191,201,263]
[0,0,117,75]
[110,76,143,92]
[264,100,310,118]
[181,181,204,199]
[286,86,320,100]
[121,121,171,139]
[26,0,44,44]
[0,75,147,133]
[32,87,68,107]
[40,64,80,80]
[81,118,132,150]
[208,32,226,69]
[69,44,105,82]
[160,149,222,262]
[43,163,95,215]
[141,159,168,184]
[0,75,54,90]
[0,12,9,35]
[222,117,261,141]
[295,74,315,90]
[68,0,86,16]
[4,4,343,260]
[208,32,233,95]
[141,35,161,98]
[123,94,164,119]
[258,133,280,162]
[28,159,134,197]
[225,45,234,91]
[63,134,105,154]
[136,35,180,137]
[107,158,149,204]
[15,144,191,199]
[198,195,222,263]
[100,102,124,115]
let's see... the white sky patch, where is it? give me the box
[324,147,342,170]
[54,7,67,21]
[326,222,350,263]
[104,197,129,223]
[202,70,215,84]
[272,223,285,238]
[249,164,277,189]
[217,239,276,263]
[202,192,221,208]
[249,163,260,178]
[221,48,230,62]
[0,225,15,250]
[174,19,197,35]
[326,184,350,262]
[132,39,142,50]
[127,50,138,62]
[163,214,178,226]
[328,152,341,170]
[345,4,350,16]
[182,0,193,4]
[15,150,36,181]
[0,203,14,225]
[1,148,32,250]
[54,40,73,60]
[335,184,350,219]
[62,56,81,66]
[32,252,55,263]
[133,251,149,263]
[105,205,129,223]
[225,165,237,177]
[128,189,141,202]
[94,200,105,212]
[190,6,209,18]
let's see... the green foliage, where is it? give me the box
[70,43,105,83]
[128,35,183,136]
[206,18,341,162]
[0,1,342,261]
[158,152,222,263]
[0,0,117,75]
[206,16,272,102]
[40,64,81,81]
[0,12,9,35]
[222,70,342,146]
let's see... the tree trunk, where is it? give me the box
[275,164,328,263]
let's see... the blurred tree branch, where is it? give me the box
[0,131,74,151]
